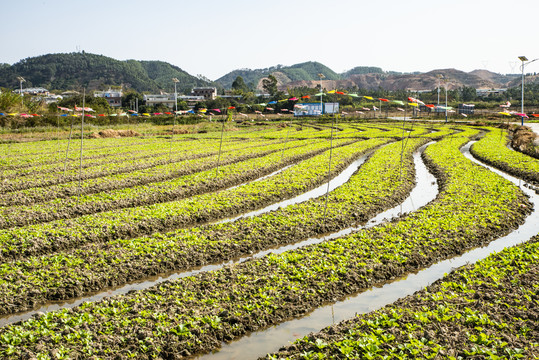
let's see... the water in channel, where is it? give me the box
[0,147,374,327]
[196,141,539,360]
[0,142,437,328]
[217,153,372,224]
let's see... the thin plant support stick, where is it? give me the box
[280,122,291,163]
[215,119,226,177]
[169,114,176,162]
[323,115,336,220]
[78,89,85,200]
[56,113,61,157]
[399,114,408,215]
[63,115,75,176]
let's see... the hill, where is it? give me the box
[0,52,213,93]
[469,69,519,87]
[279,68,502,92]
[216,61,341,89]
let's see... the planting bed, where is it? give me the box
[470,127,539,185]
[0,122,536,359]
[0,138,377,261]
[265,234,539,359]
[0,137,425,314]
[0,138,342,227]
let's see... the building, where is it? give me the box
[94,89,122,107]
[192,87,217,100]
[458,104,475,115]
[14,87,49,96]
[61,91,80,98]
[143,94,176,109]
[476,88,507,97]
[294,102,339,117]
[178,95,205,105]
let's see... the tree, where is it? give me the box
[262,74,278,96]
[459,86,477,102]
[231,76,249,94]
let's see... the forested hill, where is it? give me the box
[215,61,342,89]
[0,52,213,93]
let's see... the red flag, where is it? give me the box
[228,106,235,110]
[378,98,389,102]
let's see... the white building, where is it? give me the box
[94,89,122,107]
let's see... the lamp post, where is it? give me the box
[172,77,179,113]
[445,80,448,123]
[170,78,180,161]
[17,76,25,106]
[318,73,325,115]
[518,56,538,126]
[437,74,442,106]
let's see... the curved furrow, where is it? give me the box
[0,128,529,359]
[0,137,287,193]
[0,138,313,207]
[0,137,424,318]
[0,138,276,180]
[0,138,381,262]
[470,127,539,186]
[0,139,338,229]
[261,145,539,359]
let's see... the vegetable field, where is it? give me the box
[0,121,537,359]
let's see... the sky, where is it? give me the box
[2,0,539,81]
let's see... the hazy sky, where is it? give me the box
[2,0,539,80]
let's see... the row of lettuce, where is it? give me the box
[0,127,533,358]
[265,232,539,359]
[0,138,348,227]
[0,123,428,193]
[0,122,443,172]
[265,125,539,359]
[0,137,387,261]
[471,127,539,185]
[0,137,424,314]
[0,137,289,192]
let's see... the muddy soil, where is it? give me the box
[265,235,539,359]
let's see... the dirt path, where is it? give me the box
[527,122,539,135]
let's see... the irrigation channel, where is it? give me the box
[0,144,379,326]
[196,140,539,360]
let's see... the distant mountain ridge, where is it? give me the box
[217,63,521,92]
[0,52,213,93]
[0,52,526,94]
[215,61,342,89]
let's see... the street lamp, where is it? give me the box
[17,76,25,106]
[445,79,448,123]
[170,77,180,161]
[437,74,442,106]
[518,56,538,126]
[318,73,325,115]
[172,77,179,113]
[439,76,449,123]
